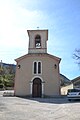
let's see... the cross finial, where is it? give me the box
[37,27,39,30]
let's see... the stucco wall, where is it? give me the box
[14,54,60,96]
[61,84,73,95]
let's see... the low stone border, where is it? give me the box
[3,91,14,97]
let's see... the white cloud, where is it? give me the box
[0,0,50,63]
[0,0,49,49]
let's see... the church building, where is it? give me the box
[14,29,61,97]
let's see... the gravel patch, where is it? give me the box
[0,91,80,120]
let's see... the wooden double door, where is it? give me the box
[32,78,42,97]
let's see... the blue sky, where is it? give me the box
[0,0,80,79]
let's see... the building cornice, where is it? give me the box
[15,53,61,63]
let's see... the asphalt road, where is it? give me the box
[0,91,80,120]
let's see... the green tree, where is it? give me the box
[0,65,15,89]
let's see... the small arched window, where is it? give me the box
[35,35,41,48]
[33,61,42,74]
[34,62,37,74]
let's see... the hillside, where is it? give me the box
[60,74,71,86]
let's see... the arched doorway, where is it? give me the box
[32,78,42,97]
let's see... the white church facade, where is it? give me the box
[14,29,61,97]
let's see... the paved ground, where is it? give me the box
[0,91,80,120]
